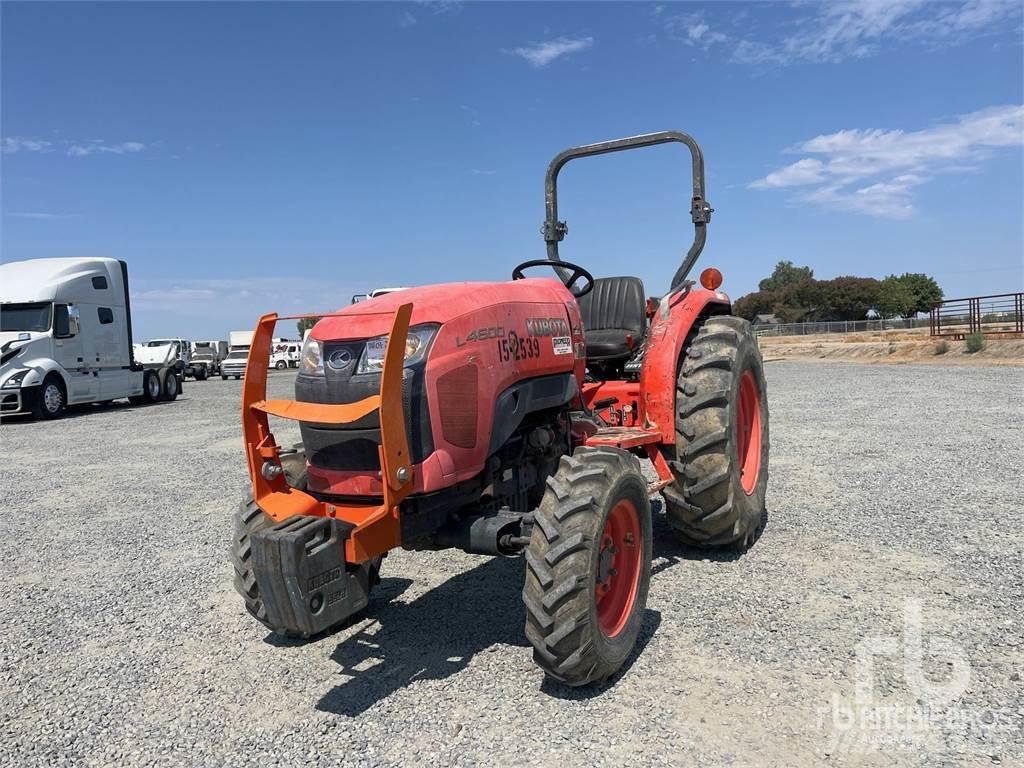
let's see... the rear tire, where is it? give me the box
[32,373,66,420]
[221,373,228,380]
[162,371,179,401]
[663,315,769,549]
[523,446,652,686]
[195,367,208,381]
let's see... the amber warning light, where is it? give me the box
[700,267,723,291]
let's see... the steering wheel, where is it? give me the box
[512,259,595,298]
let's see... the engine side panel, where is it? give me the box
[423,298,580,484]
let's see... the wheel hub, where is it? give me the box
[43,384,62,413]
[736,369,763,495]
[595,499,642,638]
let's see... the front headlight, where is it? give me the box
[299,336,323,375]
[2,370,28,389]
[355,325,438,374]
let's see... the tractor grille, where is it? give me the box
[436,364,478,448]
[296,342,433,473]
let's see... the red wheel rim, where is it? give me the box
[736,369,763,495]
[595,499,643,638]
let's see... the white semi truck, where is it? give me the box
[0,257,181,419]
[269,340,301,370]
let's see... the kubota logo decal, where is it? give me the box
[526,317,570,337]
[327,348,353,371]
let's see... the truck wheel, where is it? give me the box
[523,446,652,687]
[275,360,287,370]
[234,375,241,380]
[162,371,179,401]
[195,367,208,381]
[221,373,228,380]
[664,315,769,549]
[32,373,66,420]
[142,370,162,403]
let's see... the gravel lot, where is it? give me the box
[2,362,1022,767]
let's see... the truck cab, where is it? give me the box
[0,257,178,418]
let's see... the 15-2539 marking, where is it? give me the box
[497,330,540,362]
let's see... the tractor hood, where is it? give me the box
[312,278,572,342]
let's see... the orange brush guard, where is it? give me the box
[241,303,415,564]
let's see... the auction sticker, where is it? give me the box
[552,336,572,356]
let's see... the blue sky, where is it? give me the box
[2,1,1022,339]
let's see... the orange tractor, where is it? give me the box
[232,131,768,686]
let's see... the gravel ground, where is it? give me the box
[1,362,1022,767]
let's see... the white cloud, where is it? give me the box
[398,11,416,28]
[2,136,147,157]
[509,36,593,68]
[731,0,1020,65]
[6,212,84,220]
[132,276,359,315]
[67,140,146,157]
[749,158,826,189]
[664,12,728,49]
[2,137,54,154]
[750,104,1024,218]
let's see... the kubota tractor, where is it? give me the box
[232,131,769,686]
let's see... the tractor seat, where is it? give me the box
[578,276,646,361]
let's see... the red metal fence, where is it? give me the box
[929,292,1024,338]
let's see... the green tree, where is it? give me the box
[888,273,943,316]
[877,276,915,318]
[296,316,322,337]
[758,260,814,292]
[819,277,882,321]
[733,290,781,321]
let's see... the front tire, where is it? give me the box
[275,360,287,370]
[523,446,652,686]
[663,315,769,549]
[138,370,162,403]
[32,374,66,420]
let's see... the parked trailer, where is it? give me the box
[0,257,180,419]
[192,340,227,378]
[143,337,195,379]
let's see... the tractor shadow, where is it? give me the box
[649,498,770,575]
[309,498,765,716]
[314,555,662,716]
[315,556,527,717]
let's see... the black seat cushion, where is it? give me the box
[577,276,645,361]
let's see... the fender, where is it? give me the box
[639,284,730,444]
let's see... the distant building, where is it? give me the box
[753,313,780,326]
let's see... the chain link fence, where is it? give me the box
[753,317,931,338]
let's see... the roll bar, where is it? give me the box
[542,130,713,293]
